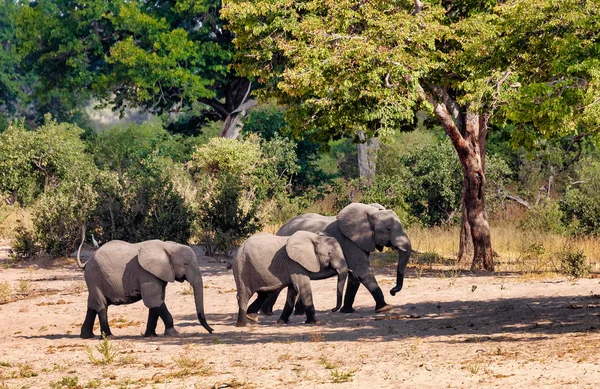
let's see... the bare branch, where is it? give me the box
[503,193,531,210]
[412,0,425,15]
[429,85,464,130]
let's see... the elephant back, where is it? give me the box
[276,214,336,236]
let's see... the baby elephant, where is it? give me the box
[77,239,213,339]
[232,231,348,327]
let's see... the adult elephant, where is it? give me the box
[77,239,213,338]
[253,203,412,315]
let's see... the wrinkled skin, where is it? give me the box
[233,231,348,326]
[78,240,213,339]
[256,203,411,315]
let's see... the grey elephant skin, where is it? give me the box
[258,202,411,314]
[77,240,213,339]
[232,231,348,327]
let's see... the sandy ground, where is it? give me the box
[1,242,600,389]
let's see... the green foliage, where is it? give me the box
[0,0,26,114]
[191,135,296,254]
[0,116,96,205]
[17,0,239,132]
[559,247,590,279]
[519,201,565,234]
[94,157,196,244]
[50,376,83,389]
[86,334,116,365]
[34,181,98,258]
[10,221,38,261]
[561,160,600,235]
[353,176,414,226]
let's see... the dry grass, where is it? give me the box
[0,205,32,240]
[406,223,600,274]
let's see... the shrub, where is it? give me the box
[561,160,600,235]
[0,115,95,205]
[191,136,297,254]
[559,248,590,278]
[94,157,196,244]
[518,200,565,234]
[10,222,38,260]
[34,181,98,257]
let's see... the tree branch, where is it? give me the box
[412,0,425,15]
[503,193,531,209]
[429,85,464,130]
[199,98,230,119]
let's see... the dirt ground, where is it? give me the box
[1,242,600,389]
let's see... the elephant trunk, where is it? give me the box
[332,260,348,312]
[188,267,214,334]
[390,234,411,296]
[76,224,87,269]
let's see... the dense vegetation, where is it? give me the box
[1,1,599,274]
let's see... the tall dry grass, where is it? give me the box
[408,223,600,273]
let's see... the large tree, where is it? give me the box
[17,0,253,134]
[223,0,600,270]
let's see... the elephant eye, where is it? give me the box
[387,226,392,230]
[328,251,332,256]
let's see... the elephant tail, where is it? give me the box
[76,224,87,269]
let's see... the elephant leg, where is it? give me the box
[236,290,251,327]
[293,297,306,316]
[359,271,392,312]
[291,275,319,325]
[154,303,179,337]
[144,308,160,337]
[80,308,97,339]
[247,291,275,322]
[98,308,112,338]
[277,287,298,324]
[259,290,281,316]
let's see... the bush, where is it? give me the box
[191,136,297,254]
[198,175,262,257]
[559,248,590,278]
[561,160,600,235]
[94,157,196,244]
[0,115,96,205]
[518,200,565,234]
[33,181,98,258]
[10,222,39,261]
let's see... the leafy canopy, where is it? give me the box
[17,0,236,129]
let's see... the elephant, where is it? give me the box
[253,202,411,315]
[232,231,348,327]
[76,239,213,339]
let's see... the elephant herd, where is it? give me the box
[75,203,412,339]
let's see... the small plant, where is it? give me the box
[180,284,193,295]
[318,356,339,370]
[86,334,116,365]
[85,379,102,389]
[18,364,37,378]
[18,278,33,295]
[277,353,291,362]
[171,352,213,377]
[466,364,480,374]
[212,336,222,344]
[0,282,11,304]
[560,248,590,278]
[471,285,477,292]
[0,361,11,367]
[310,332,325,342]
[49,376,83,389]
[330,369,356,383]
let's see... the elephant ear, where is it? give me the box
[336,203,377,252]
[285,231,321,273]
[138,241,175,283]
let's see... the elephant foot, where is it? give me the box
[236,321,248,327]
[143,331,159,338]
[80,332,95,339]
[164,328,181,337]
[339,306,356,314]
[276,318,289,325]
[246,313,259,323]
[305,319,322,325]
[293,309,306,316]
[260,309,274,316]
[375,304,393,313]
[99,333,113,340]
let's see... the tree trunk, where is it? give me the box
[357,131,379,184]
[457,196,473,264]
[427,94,494,271]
